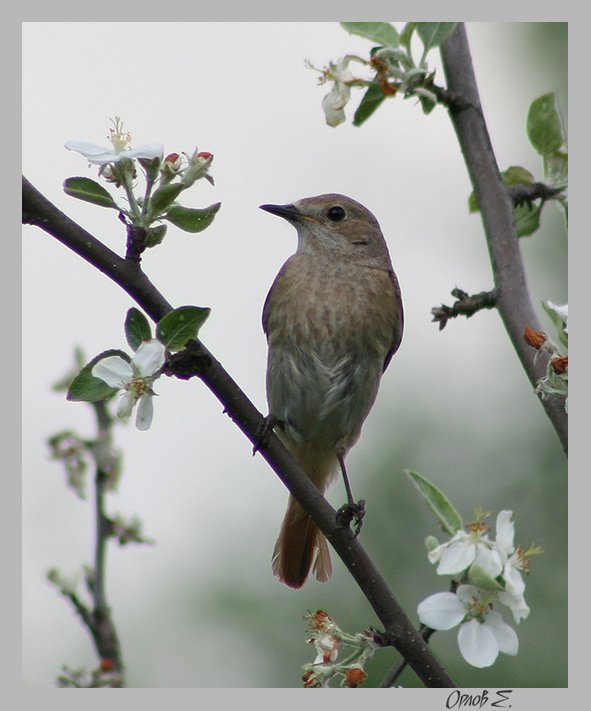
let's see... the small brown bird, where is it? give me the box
[260,194,403,588]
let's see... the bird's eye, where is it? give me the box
[327,205,346,222]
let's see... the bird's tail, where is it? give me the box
[272,444,337,588]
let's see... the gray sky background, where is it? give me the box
[22,22,568,688]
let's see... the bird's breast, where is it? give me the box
[263,254,401,449]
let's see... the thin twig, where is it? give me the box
[431,287,499,330]
[88,400,124,679]
[507,182,564,207]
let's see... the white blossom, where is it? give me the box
[66,117,163,166]
[428,527,502,579]
[321,59,354,127]
[92,340,165,430]
[493,511,531,622]
[418,585,518,668]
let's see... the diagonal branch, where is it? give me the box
[22,176,455,688]
[440,24,567,454]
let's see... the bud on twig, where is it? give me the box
[523,326,547,350]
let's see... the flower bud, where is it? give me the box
[181,148,214,187]
[550,356,568,374]
[159,152,184,185]
[345,667,367,688]
[307,609,332,631]
[425,535,440,552]
[524,326,547,350]
[302,669,321,688]
[164,152,183,171]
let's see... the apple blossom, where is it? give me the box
[418,585,518,668]
[321,59,354,127]
[91,339,166,430]
[66,117,163,166]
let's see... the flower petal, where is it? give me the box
[504,561,526,597]
[456,584,481,604]
[486,610,519,655]
[65,141,112,157]
[92,356,133,388]
[437,540,475,575]
[126,144,164,161]
[135,394,154,430]
[473,544,503,579]
[322,94,347,127]
[417,592,466,631]
[132,339,166,377]
[498,589,530,623]
[117,391,136,419]
[85,152,124,165]
[495,510,515,558]
[458,618,499,668]
[546,301,568,323]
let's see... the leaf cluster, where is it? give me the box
[67,306,210,404]
[469,93,567,237]
[339,22,457,125]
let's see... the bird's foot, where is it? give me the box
[336,499,366,537]
[252,414,282,455]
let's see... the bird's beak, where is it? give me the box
[259,203,302,222]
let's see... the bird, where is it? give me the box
[260,194,403,588]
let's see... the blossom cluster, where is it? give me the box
[523,301,568,412]
[65,117,213,189]
[64,117,215,239]
[417,510,541,668]
[301,610,376,688]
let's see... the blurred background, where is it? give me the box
[22,22,567,687]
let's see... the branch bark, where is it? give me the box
[23,176,455,688]
[89,400,124,680]
[440,23,568,454]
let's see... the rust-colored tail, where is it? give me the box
[272,444,336,588]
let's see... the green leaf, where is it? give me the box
[164,202,221,233]
[352,83,387,126]
[399,22,417,50]
[149,182,185,215]
[514,202,541,237]
[468,187,486,213]
[544,149,568,186]
[63,177,118,209]
[417,23,457,53]
[340,22,399,47]
[501,165,536,186]
[124,308,152,351]
[405,469,463,536]
[417,90,437,114]
[145,224,168,248]
[67,349,130,402]
[527,93,565,157]
[156,306,211,351]
[467,563,504,592]
[542,300,568,348]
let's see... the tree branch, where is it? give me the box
[378,625,436,688]
[23,176,456,688]
[89,400,124,679]
[431,287,499,330]
[440,24,568,454]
